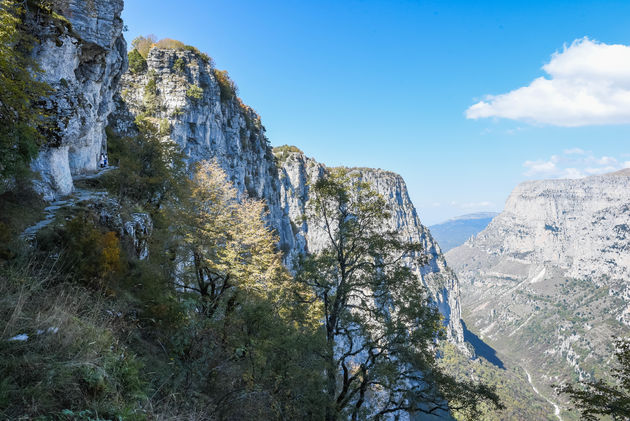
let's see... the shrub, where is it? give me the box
[158,118,171,136]
[212,69,237,103]
[35,213,124,290]
[128,48,146,74]
[173,57,185,74]
[103,122,185,210]
[182,45,213,65]
[0,262,147,419]
[154,38,186,50]
[143,76,158,112]
[186,84,203,101]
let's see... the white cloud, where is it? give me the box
[523,149,629,179]
[466,38,630,127]
[461,201,494,209]
[563,148,585,155]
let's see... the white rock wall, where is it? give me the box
[30,0,127,200]
[277,151,467,347]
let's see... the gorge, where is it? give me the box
[2,0,628,420]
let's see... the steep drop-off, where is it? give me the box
[276,150,467,346]
[447,173,630,416]
[110,46,469,347]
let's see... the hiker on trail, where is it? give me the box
[99,153,105,168]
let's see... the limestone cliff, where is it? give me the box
[113,46,467,347]
[25,1,469,350]
[447,173,630,410]
[29,0,127,200]
[276,150,466,346]
[114,47,297,255]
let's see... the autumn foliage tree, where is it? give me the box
[175,160,290,316]
[131,34,157,58]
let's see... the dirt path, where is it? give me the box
[21,167,114,240]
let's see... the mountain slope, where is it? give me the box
[109,47,469,348]
[429,213,498,252]
[446,173,630,418]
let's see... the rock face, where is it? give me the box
[276,151,466,347]
[115,48,297,255]
[447,173,630,405]
[114,47,467,348]
[29,0,127,200]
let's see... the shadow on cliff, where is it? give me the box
[462,320,505,369]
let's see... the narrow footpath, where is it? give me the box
[21,167,114,240]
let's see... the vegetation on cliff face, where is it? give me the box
[0,0,51,188]
[0,10,503,416]
[131,34,212,64]
[557,337,630,420]
[1,115,327,419]
[128,48,147,74]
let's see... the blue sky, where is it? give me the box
[122,0,630,225]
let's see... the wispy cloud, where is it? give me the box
[523,150,630,179]
[466,38,630,127]
[461,201,494,209]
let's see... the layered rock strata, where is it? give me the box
[447,173,630,405]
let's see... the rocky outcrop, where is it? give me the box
[115,47,297,255]
[277,151,467,347]
[113,47,467,347]
[447,172,630,400]
[29,0,127,200]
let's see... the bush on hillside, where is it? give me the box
[0,261,146,420]
[128,48,146,74]
[131,34,156,58]
[186,84,203,101]
[154,37,185,50]
[104,121,185,210]
[213,69,237,102]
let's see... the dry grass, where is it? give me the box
[0,257,146,420]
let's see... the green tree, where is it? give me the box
[213,68,237,102]
[127,48,146,74]
[557,337,630,420]
[0,0,51,187]
[297,168,501,420]
[162,160,326,418]
[104,118,185,210]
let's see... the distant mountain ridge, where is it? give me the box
[429,212,498,252]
